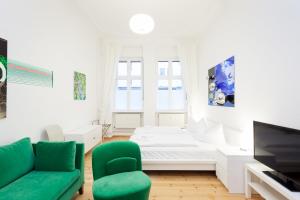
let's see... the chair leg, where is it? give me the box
[79,185,84,195]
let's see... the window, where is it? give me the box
[115,59,143,111]
[157,61,186,110]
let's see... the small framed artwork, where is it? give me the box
[74,71,86,100]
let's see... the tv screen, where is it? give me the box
[254,121,300,174]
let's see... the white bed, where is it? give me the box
[130,124,225,171]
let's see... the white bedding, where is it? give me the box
[130,126,219,161]
[131,124,236,170]
[130,133,199,147]
[140,143,217,161]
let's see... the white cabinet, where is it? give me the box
[64,125,102,153]
[216,146,253,193]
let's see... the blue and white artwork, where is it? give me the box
[208,56,235,107]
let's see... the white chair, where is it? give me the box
[45,125,65,141]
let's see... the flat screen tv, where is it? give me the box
[254,121,300,191]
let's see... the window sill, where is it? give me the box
[156,110,186,113]
[113,111,144,113]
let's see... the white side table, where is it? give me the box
[216,146,253,193]
[102,123,111,139]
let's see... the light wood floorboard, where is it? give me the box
[74,136,262,200]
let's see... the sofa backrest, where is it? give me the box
[0,138,35,188]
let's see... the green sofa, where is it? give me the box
[0,138,84,200]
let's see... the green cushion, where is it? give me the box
[0,170,80,200]
[93,171,151,200]
[0,138,34,188]
[106,157,137,175]
[35,141,76,172]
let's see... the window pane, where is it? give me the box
[157,80,169,110]
[131,61,142,76]
[158,61,168,76]
[172,79,182,90]
[130,80,142,110]
[118,62,127,76]
[131,80,142,90]
[115,80,127,110]
[171,80,185,110]
[172,61,181,76]
[158,80,168,90]
[117,80,127,89]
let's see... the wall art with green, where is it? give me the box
[74,71,86,100]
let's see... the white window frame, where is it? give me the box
[114,58,144,112]
[156,59,187,112]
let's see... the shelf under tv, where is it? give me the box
[245,163,300,200]
[263,170,300,192]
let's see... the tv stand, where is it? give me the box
[245,163,300,200]
[263,171,300,192]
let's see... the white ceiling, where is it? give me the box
[76,0,224,39]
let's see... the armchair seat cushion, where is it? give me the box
[93,171,151,200]
[0,170,80,200]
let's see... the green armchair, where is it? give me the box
[92,141,151,200]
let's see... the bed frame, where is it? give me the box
[132,126,219,171]
[142,160,216,171]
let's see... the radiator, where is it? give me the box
[158,113,186,128]
[114,113,142,129]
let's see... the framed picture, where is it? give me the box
[74,71,86,100]
[0,38,7,119]
[7,59,53,87]
[208,56,235,107]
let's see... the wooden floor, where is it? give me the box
[74,136,262,200]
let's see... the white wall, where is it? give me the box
[0,0,101,144]
[197,0,300,147]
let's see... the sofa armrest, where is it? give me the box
[75,143,85,184]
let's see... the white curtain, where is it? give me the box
[177,41,202,121]
[99,42,121,124]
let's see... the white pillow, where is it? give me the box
[186,118,206,133]
[222,126,243,146]
[186,118,198,132]
[186,118,207,141]
[201,124,226,145]
[205,119,219,129]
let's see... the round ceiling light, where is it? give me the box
[129,14,155,34]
